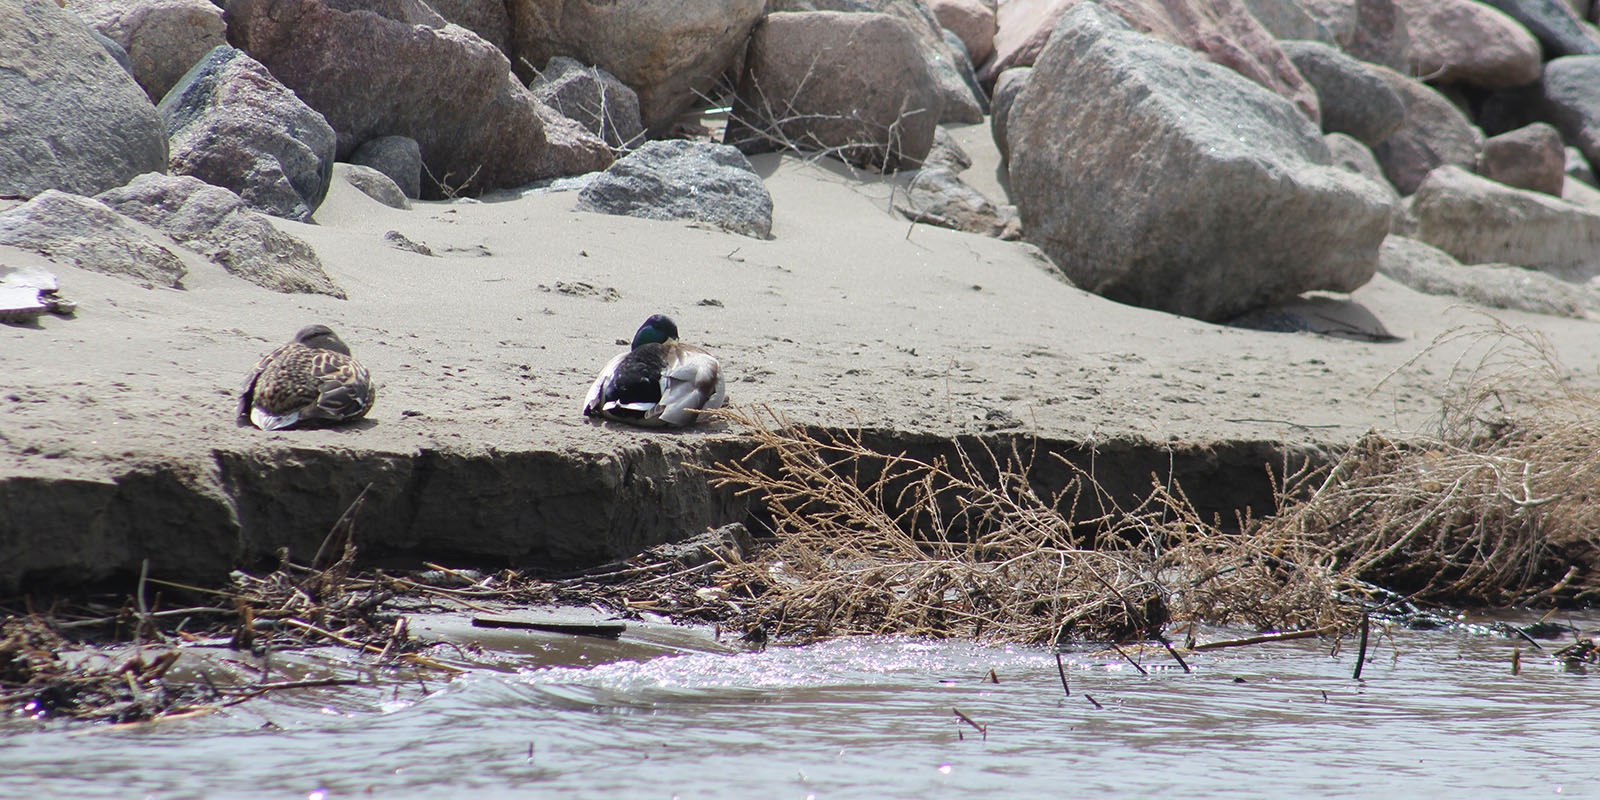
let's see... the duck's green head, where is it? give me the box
[632,314,680,349]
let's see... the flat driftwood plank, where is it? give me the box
[470,615,627,639]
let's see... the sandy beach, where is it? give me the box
[3,122,1598,586]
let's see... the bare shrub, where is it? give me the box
[1267,319,1600,604]
[421,162,482,200]
[703,406,1358,644]
[703,320,1600,643]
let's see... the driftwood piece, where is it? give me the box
[470,615,626,639]
[1191,625,1340,651]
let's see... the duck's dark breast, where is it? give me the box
[606,344,667,405]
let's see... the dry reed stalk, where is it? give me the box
[703,406,1356,644]
[1265,319,1600,604]
[706,320,1600,643]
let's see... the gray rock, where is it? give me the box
[1568,145,1598,186]
[0,191,187,289]
[338,163,412,210]
[984,0,1321,121]
[504,0,765,135]
[1368,66,1485,195]
[158,46,336,222]
[894,166,1014,238]
[1280,40,1404,147]
[75,0,227,103]
[925,126,972,173]
[531,56,646,148]
[523,174,601,194]
[228,0,613,198]
[1239,0,1337,43]
[1379,235,1591,318]
[1343,0,1412,71]
[577,140,775,239]
[1542,56,1600,182]
[88,27,133,76]
[943,28,990,117]
[770,0,986,125]
[1480,123,1566,196]
[350,136,423,200]
[1279,0,1353,44]
[1326,133,1392,187]
[1325,132,1407,231]
[0,1,168,199]
[990,67,1031,164]
[425,0,510,51]
[96,173,346,297]
[310,0,447,25]
[1479,0,1600,57]
[1563,173,1600,210]
[1007,3,1393,322]
[977,0,1058,82]
[728,11,945,170]
[1409,165,1600,281]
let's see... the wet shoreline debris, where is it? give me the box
[0,522,757,726]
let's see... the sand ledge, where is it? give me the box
[3,135,1597,591]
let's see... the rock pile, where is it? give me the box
[985,0,1600,320]
[4,0,1600,319]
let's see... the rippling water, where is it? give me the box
[1,615,1592,798]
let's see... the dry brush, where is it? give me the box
[702,406,1354,644]
[702,322,1600,644]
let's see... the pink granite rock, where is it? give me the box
[933,0,997,65]
[71,0,228,102]
[504,0,765,135]
[1397,0,1542,89]
[225,0,612,197]
[1369,65,1485,194]
[1481,123,1566,196]
[1297,0,1411,70]
[727,11,945,170]
[983,0,1319,122]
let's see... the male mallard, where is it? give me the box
[583,314,726,427]
[238,324,377,430]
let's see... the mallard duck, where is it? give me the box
[238,324,377,430]
[583,314,726,427]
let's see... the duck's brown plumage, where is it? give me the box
[239,325,376,430]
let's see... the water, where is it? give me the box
[2,617,1594,798]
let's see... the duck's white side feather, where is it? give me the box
[251,407,302,431]
[651,347,725,426]
[583,351,630,416]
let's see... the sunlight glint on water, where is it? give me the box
[0,623,1593,798]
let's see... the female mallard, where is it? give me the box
[238,324,377,430]
[583,314,726,427]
